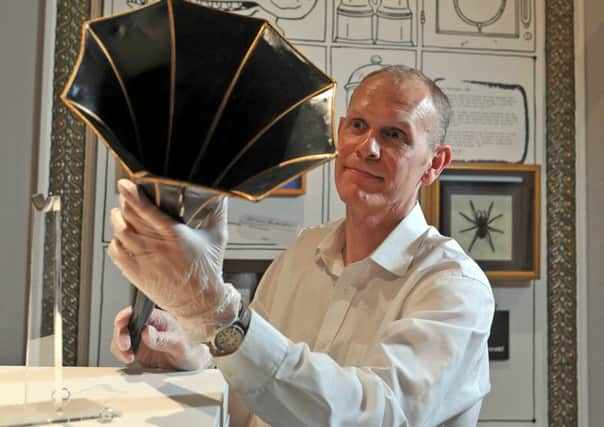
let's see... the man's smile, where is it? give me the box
[344,166,384,180]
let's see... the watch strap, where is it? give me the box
[209,301,251,356]
[237,301,252,333]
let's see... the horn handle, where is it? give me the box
[126,182,221,354]
[127,183,182,354]
[128,290,155,354]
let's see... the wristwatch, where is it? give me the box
[209,302,251,356]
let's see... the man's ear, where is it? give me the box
[421,144,452,186]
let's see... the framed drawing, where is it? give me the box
[272,175,306,196]
[424,162,540,280]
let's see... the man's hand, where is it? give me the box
[107,179,240,341]
[111,306,211,371]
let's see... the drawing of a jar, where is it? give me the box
[375,0,413,43]
[345,55,388,106]
[335,0,374,42]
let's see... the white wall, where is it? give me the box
[584,0,604,424]
[0,0,45,364]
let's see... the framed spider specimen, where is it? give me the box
[453,196,511,260]
[421,162,540,280]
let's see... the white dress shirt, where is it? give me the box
[215,204,494,426]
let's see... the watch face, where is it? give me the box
[214,325,244,354]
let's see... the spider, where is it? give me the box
[458,200,503,253]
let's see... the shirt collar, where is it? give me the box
[315,204,430,277]
[370,203,430,276]
[315,219,346,277]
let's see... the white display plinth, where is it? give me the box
[0,367,228,426]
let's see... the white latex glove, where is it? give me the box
[110,306,211,371]
[107,179,240,342]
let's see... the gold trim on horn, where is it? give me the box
[213,83,336,187]
[87,28,144,161]
[277,152,336,168]
[329,85,338,152]
[61,99,137,177]
[132,174,234,198]
[164,0,177,173]
[267,21,335,86]
[60,21,142,169]
[154,182,161,206]
[86,0,159,23]
[188,22,268,181]
[230,156,334,202]
[60,23,89,108]
[185,194,221,227]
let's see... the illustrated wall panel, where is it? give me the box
[480,286,536,421]
[102,155,118,244]
[90,144,131,367]
[110,0,328,41]
[226,165,329,259]
[331,47,417,120]
[421,51,535,163]
[276,0,327,42]
[422,0,536,52]
[93,248,131,367]
[90,1,548,424]
[332,0,419,47]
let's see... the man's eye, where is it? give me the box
[382,128,407,142]
[350,119,365,130]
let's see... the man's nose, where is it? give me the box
[355,131,380,160]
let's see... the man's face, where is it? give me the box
[335,73,436,218]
